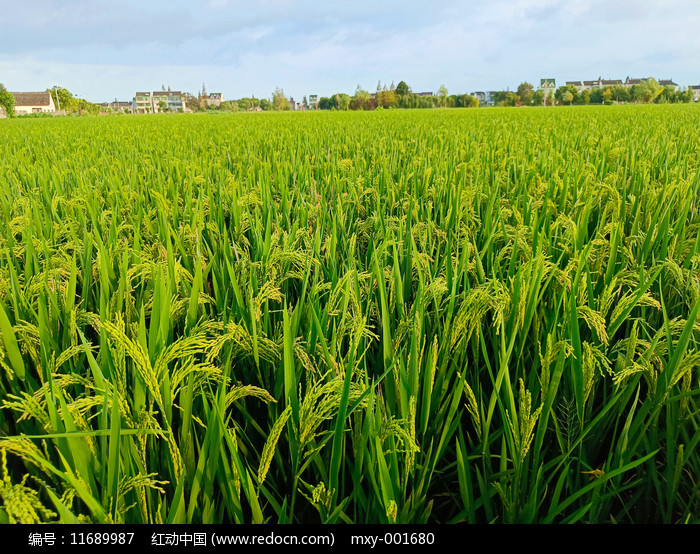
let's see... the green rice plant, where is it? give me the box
[0,105,699,523]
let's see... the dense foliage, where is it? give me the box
[0,106,699,524]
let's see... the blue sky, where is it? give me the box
[1,0,699,102]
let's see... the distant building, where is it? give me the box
[152,90,186,112]
[416,91,433,97]
[659,79,679,91]
[199,92,222,108]
[134,92,153,114]
[134,90,188,113]
[10,91,56,115]
[569,79,622,93]
[470,91,498,107]
[470,91,497,107]
[564,77,676,93]
[691,85,700,102]
[471,91,486,105]
[100,101,134,113]
[621,77,678,90]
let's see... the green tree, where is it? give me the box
[0,83,15,117]
[376,89,398,108]
[655,85,678,104]
[452,94,479,108]
[48,87,75,113]
[555,84,579,105]
[234,98,253,111]
[272,87,290,111]
[438,84,448,107]
[158,100,168,113]
[563,91,574,105]
[581,89,591,105]
[334,93,351,110]
[516,82,534,106]
[184,93,201,112]
[396,81,410,96]
[678,88,694,103]
[496,91,518,107]
[610,84,629,103]
[632,78,661,103]
[532,89,544,106]
[602,88,613,103]
[350,85,371,110]
[219,100,236,112]
[590,88,604,104]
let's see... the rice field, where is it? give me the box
[0,105,699,524]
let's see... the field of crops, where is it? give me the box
[0,105,699,524]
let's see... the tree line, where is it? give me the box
[2,77,693,119]
[503,78,695,107]
[315,81,478,111]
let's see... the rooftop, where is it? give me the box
[11,91,53,107]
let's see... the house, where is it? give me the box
[659,79,679,91]
[468,91,498,107]
[470,91,498,107]
[624,77,645,87]
[691,85,700,102]
[100,101,134,113]
[11,91,56,115]
[207,93,223,107]
[134,92,153,113]
[134,90,188,113]
[416,92,433,97]
[566,81,583,92]
[471,91,486,105]
[601,79,622,88]
[152,90,186,112]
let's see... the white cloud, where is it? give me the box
[2,0,699,100]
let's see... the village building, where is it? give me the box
[133,90,188,113]
[100,101,134,113]
[134,92,153,114]
[152,90,187,112]
[691,85,700,102]
[565,77,676,94]
[10,91,56,115]
[659,79,679,91]
[207,93,223,107]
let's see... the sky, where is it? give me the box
[1,0,699,103]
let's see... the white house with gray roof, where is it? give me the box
[10,91,56,115]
